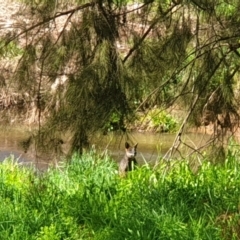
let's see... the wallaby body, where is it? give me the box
[119,142,138,176]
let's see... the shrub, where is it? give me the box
[136,108,178,132]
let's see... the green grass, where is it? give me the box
[0,147,240,239]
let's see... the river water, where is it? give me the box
[0,127,211,169]
[0,127,41,167]
[94,131,211,165]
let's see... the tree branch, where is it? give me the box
[123,4,181,63]
[7,2,95,44]
[162,52,228,160]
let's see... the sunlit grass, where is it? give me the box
[0,147,240,239]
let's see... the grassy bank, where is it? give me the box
[0,147,240,239]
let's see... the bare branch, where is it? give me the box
[163,52,228,160]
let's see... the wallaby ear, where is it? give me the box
[134,143,138,148]
[125,142,130,149]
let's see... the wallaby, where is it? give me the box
[119,142,138,176]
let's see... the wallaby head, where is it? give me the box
[125,142,138,159]
[119,142,138,176]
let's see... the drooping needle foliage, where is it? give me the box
[1,0,240,153]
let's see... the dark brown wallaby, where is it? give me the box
[119,142,138,176]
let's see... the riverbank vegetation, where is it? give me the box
[1,143,240,239]
[133,108,179,133]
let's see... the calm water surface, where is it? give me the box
[0,127,211,169]
[94,131,211,165]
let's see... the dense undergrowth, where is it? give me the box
[0,146,240,239]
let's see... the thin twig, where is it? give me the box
[7,2,95,44]
[123,4,181,63]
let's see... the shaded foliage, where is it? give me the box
[1,0,240,154]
